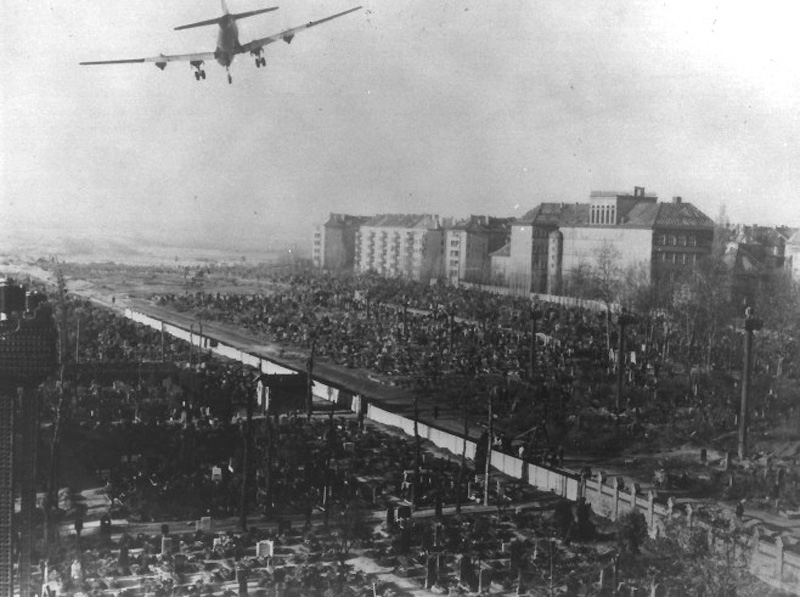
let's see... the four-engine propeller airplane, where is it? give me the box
[80,1,361,84]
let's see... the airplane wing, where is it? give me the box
[81,51,216,68]
[238,6,361,54]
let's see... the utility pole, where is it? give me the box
[483,388,494,506]
[738,307,763,460]
[239,389,254,531]
[413,377,423,510]
[306,339,316,419]
[615,309,638,412]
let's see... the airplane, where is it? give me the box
[80,1,362,84]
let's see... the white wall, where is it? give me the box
[561,226,652,279]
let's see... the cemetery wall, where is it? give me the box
[122,307,798,593]
[582,473,800,593]
[460,283,619,313]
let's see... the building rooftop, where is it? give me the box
[448,215,515,232]
[652,202,715,230]
[324,214,371,228]
[515,198,713,230]
[517,203,580,227]
[490,242,511,258]
[362,214,441,229]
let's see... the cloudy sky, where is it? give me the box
[2,0,799,251]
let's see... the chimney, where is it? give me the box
[634,186,645,197]
[673,196,682,204]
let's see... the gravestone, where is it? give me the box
[197,516,212,532]
[237,567,249,596]
[257,540,274,558]
[460,555,476,592]
[479,568,492,593]
[161,536,173,555]
[425,555,438,589]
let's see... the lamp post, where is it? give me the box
[615,309,638,412]
[738,307,763,459]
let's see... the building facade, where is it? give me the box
[312,213,370,271]
[354,214,444,282]
[443,216,513,285]
[494,187,715,296]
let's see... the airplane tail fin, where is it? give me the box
[175,5,278,30]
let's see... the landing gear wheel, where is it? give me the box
[194,71,200,81]
[255,57,261,68]
[228,73,233,85]
[201,70,206,80]
[259,57,266,68]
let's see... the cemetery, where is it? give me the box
[6,268,796,595]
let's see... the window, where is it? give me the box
[667,235,676,246]
[688,235,697,247]
[678,235,686,246]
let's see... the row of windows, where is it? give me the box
[655,234,697,247]
[657,252,697,264]
[590,204,617,225]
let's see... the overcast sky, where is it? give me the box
[2,0,799,251]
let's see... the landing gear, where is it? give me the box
[251,49,266,69]
[228,72,233,85]
[190,60,206,82]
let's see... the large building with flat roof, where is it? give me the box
[354,214,444,282]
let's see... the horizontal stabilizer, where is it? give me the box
[232,6,279,20]
[175,16,226,31]
[175,6,278,30]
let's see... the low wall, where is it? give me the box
[122,307,797,594]
[459,283,619,314]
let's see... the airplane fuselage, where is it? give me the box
[215,16,240,67]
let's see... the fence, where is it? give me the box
[122,307,798,594]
